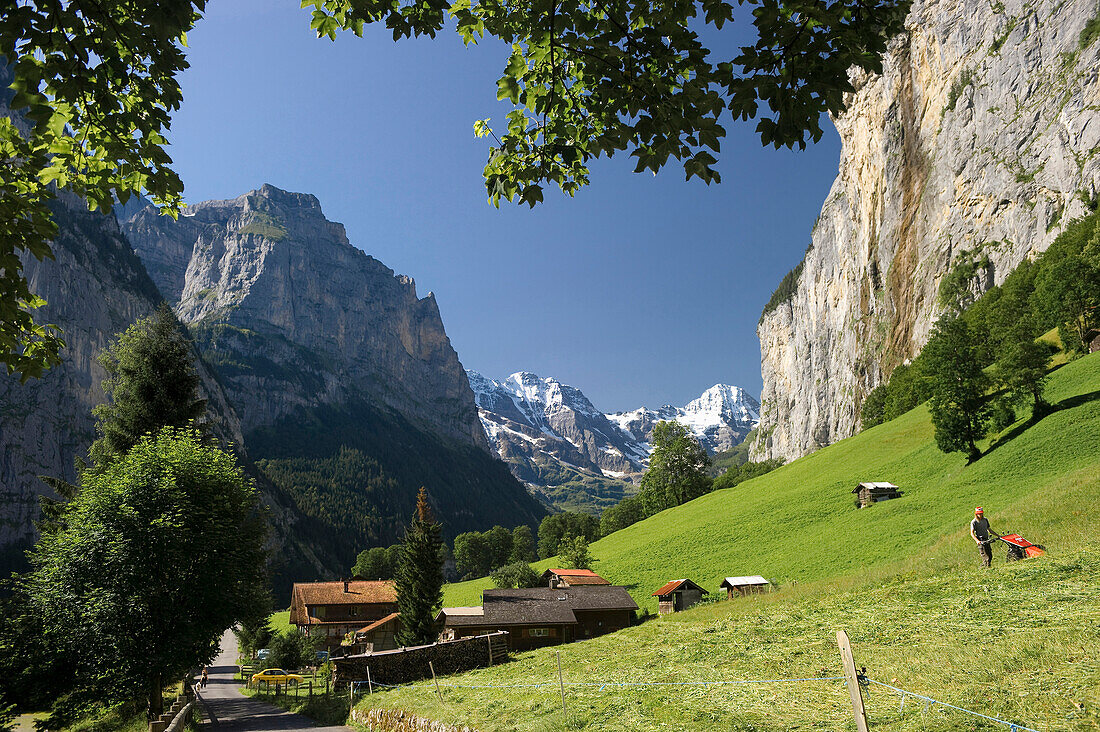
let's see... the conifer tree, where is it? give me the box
[395,488,444,647]
[89,303,206,468]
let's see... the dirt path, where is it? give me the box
[195,630,352,731]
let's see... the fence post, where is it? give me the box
[367,666,374,695]
[556,650,567,715]
[430,661,443,703]
[488,634,494,666]
[836,630,870,732]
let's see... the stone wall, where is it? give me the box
[334,632,509,687]
[350,707,476,732]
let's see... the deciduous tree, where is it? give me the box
[559,535,592,570]
[509,525,536,563]
[924,317,991,463]
[395,488,445,646]
[21,427,269,720]
[640,421,711,512]
[490,561,541,589]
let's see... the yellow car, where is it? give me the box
[250,668,304,686]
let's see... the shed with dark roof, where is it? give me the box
[436,585,637,651]
[852,481,902,508]
[651,579,708,615]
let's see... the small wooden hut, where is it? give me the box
[720,576,770,599]
[651,579,708,615]
[852,481,902,508]
[1085,328,1100,354]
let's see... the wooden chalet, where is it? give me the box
[289,579,397,651]
[651,579,707,615]
[852,481,902,508]
[541,568,611,588]
[720,576,770,599]
[346,612,400,655]
[436,585,637,651]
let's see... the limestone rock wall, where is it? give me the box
[753,0,1100,461]
[124,185,487,449]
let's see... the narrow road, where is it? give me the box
[196,630,353,731]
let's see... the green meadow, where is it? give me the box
[360,352,1100,730]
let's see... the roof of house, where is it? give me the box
[852,481,899,493]
[720,576,770,588]
[541,568,611,585]
[356,612,400,635]
[440,586,638,628]
[651,579,709,597]
[289,580,397,624]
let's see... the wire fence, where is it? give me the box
[351,672,1043,731]
[864,677,1041,732]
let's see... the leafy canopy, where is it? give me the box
[306,0,910,206]
[0,3,203,379]
[0,0,906,377]
[21,427,269,719]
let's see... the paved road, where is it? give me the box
[195,630,352,731]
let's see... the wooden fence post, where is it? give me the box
[556,650,567,715]
[430,661,443,703]
[366,666,373,695]
[487,634,494,666]
[836,630,870,732]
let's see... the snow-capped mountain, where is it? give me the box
[607,384,761,455]
[468,370,760,512]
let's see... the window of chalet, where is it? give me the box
[526,628,553,637]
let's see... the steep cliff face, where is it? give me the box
[125,185,487,448]
[124,187,545,571]
[754,0,1100,461]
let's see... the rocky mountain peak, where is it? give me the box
[125,186,487,448]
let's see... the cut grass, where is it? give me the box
[380,353,1100,730]
[361,547,1100,730]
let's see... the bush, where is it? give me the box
[263,630,319,671]
[490,562,542,589]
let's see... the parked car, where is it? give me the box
[255,648,271,660]
[315,650,330,663]
[250,668,304,686]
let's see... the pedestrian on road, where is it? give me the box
[201,666,209,689]
[971,506,994,567]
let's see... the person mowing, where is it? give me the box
[970,506,994,567]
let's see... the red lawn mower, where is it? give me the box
[989,531,1046,561]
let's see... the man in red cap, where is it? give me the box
[970,507,993,567]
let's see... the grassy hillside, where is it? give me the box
[444,352,1100,610]
[361,547,1099,731]
[361,354,1100,729]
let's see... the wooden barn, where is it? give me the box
[720,576,770,599]
[651,579,707,615]
[1086,328,1100,354]
[852,481,902,508]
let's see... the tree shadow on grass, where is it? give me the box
[981,388,1100,459]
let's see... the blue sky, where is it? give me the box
[167,1,841,413]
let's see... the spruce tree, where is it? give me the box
[395,488,444,647]
[89,303,206,468]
